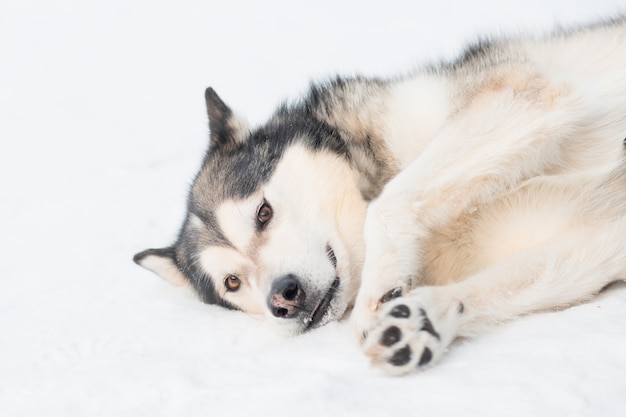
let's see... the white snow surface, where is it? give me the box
[2,1,626,416]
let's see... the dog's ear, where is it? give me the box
[133,247,189,287]
[205,87,249,150]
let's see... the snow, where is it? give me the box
[1,0,626,416]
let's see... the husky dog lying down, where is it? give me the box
[135,18,626,375]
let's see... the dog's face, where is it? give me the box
[135,89,368,334]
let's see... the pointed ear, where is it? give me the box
[204,87,249,150]
[133,247,189,287]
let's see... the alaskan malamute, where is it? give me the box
[135,18,626,375]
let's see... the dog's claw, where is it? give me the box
[379,287,403,304]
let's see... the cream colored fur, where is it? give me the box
[352,22,626,374]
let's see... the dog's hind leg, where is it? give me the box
[351,70,594,341]
[363,218,626,375]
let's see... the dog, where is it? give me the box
[135,17,626,375]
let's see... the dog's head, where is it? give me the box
[135,88,368,334]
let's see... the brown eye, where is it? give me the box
[257,202,273,225]
[224,275,241,291]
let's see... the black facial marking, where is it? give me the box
[389,345,412,367]
[419,308,440,340]
[418,347,433,367]
[380,326,402,347]
[390,304,411,318]
[380,287,403,304]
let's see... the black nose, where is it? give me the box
[268,274,306,318]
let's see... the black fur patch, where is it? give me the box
[205,87,237,150]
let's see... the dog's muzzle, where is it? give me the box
[268,274,305,318]
[267,247,341,328]
[267,274,341,329]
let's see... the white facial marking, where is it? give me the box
[215,195,261,252]
[199,246,265,315]
[199,246,245,286]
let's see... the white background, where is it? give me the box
[1,1,626,416]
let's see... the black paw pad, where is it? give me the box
[380,326,402,347]
[418,347,433,367]
[380,287,403,304]
[419,308,440,340]
[389,345,412,367]
[390,304,410,318]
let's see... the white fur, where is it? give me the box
[385,75,451,169]
[353,23,626,374]
[216,197,262,252]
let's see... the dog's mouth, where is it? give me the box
[305,246,340,329]
[326,245,338,269]
[306,276,340,330]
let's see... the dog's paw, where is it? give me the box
[363,288,464,376]
[351,287,406,345]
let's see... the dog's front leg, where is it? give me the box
[351,175,431,343]
[351,71,584,344]
[362,215,626,375]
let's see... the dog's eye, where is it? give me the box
[257,202,273,226]
[224,275,241,291]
